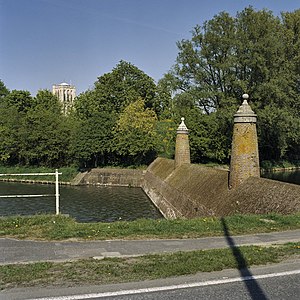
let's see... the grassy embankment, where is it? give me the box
[1,212,300,289]
[1,242,299,289]
[1,213,300,240]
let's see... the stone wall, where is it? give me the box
[76,168,145,187]
[74,158,300,218]
[142,157,300,218]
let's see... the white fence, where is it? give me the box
[0,169,62,215]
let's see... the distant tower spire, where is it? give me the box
[174,117,191,168]
[229,94,260,189]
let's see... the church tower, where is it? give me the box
[52,82,76,114]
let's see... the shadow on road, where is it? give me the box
[221,218,269,300]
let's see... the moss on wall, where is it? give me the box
[143,157,300,218]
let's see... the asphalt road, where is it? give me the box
[2,258,300,300]
[2,229,300,264]
[100,273,300,300]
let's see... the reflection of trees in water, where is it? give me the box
[263,170,300,185]
[0,183,162,222]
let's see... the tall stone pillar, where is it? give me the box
[229,94,260,189]
[175,117,191,168]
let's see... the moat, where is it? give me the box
[0,182,163,222]
[0,169,299,221]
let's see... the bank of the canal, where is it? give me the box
[1,164,299,222]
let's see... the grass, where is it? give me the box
[0,166,78,182]
[1,213,300,240]
[1,242,299,289]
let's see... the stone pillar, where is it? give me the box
[175,117,191,168]
[229,94,260,189]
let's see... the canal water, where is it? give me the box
[262,170,300,185]
[0,182,163,222]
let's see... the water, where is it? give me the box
[262,170,300,185]
[0,182,163,222]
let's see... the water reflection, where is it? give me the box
[262,170,300,185]
[0,182,163,222]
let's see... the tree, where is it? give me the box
[17,107,72,167]
[71,110,117,167]
[94,60,158,113]
[33,89,62,114]
[113,99,158,165]
[0,104,22,164]
[4,90,32,112]
[161,7,300,162]
[0,80,9,98]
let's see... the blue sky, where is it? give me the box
[1,0,300,96]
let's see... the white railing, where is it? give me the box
[0,169,62,215]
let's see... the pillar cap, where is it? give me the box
[177,117,189,134]
[234,94,257,123]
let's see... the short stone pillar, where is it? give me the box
[175,117,191,168]
[229,94,260,189]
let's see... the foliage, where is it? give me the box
[4,90,33,112]
[0,88,72,167]
[155,119,176,159]
[113,99,158,165]
[72,61,160,167]
[1,8,300,167]
[0,79,9,98]
[94,60,158,113]
[161,7,300,162]
[71,110,117,167]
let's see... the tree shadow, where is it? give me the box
[221,218,269,300]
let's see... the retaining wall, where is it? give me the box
[74,158,300,218]
[142,158,300,218]
[75,168,145,187]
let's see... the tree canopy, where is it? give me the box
[1,7,300,168]
[159,7,300,162]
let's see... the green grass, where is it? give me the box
[1,243,299,289]
[0,166,78,182]
[1,213,300,240]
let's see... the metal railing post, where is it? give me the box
[0,170,62,215]
[55,169,60,215]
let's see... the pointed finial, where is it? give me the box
[177,117,188,134]
[242,93,249,105]
[234,93,256,123]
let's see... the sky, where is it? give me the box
[1,0,300,96]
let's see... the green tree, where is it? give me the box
[0,104,22,164]
[282,9,300,116]
[33,89,62,113]
[94,60,158,113]
[17,107,72,167]
[162,7,300,162]
[4,90,32,112]
[113,99,158,165]
[0,80,9,98]
[71,110,117,167]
